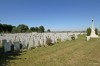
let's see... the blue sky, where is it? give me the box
[0,0,100,31]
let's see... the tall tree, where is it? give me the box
[35,27,38,32]
[47,29,51,32]
[87,27,91,36]
[38,25,45,33]
[0,23,3,33]
[17,24,29,33]
[95,28,98,35]
[7,25,13,33]
[12,26,17,33]
[30,27,36,32]
[2,24,8,33]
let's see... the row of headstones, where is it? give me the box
[2,39,21,52]
[0,32,80,52]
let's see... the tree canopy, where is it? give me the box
[47,29,51,32]
[0,23,49,33]
[30,26,45,33]
[17,24,29,33]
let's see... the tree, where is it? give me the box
[17,24,29,33]
[2,24,8,33]
[7,25,13,33]
[38,25,45,33]
[47,29,51,32]
[0,24,13,33]
[0,23,46,33]
[35,27,38,32]
[0,23,3,33]
[30,27,36,32]
[87,27,91,36]
[12,26,18,33]
[95,28,98,35]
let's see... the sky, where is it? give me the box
[0,0,100,31]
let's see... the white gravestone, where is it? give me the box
[14,41,20,51]
[28,38,34,49]
[2,39,11,52]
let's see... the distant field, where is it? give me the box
[0,35,100,66]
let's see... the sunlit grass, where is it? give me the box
[0,35,100,66]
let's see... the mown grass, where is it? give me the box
[0,35,100,66]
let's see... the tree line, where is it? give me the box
[0,23,51,33]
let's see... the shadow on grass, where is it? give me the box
[0,47,23,66]
[47,43,54,46]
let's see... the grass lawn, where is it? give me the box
[0,35,100,66]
